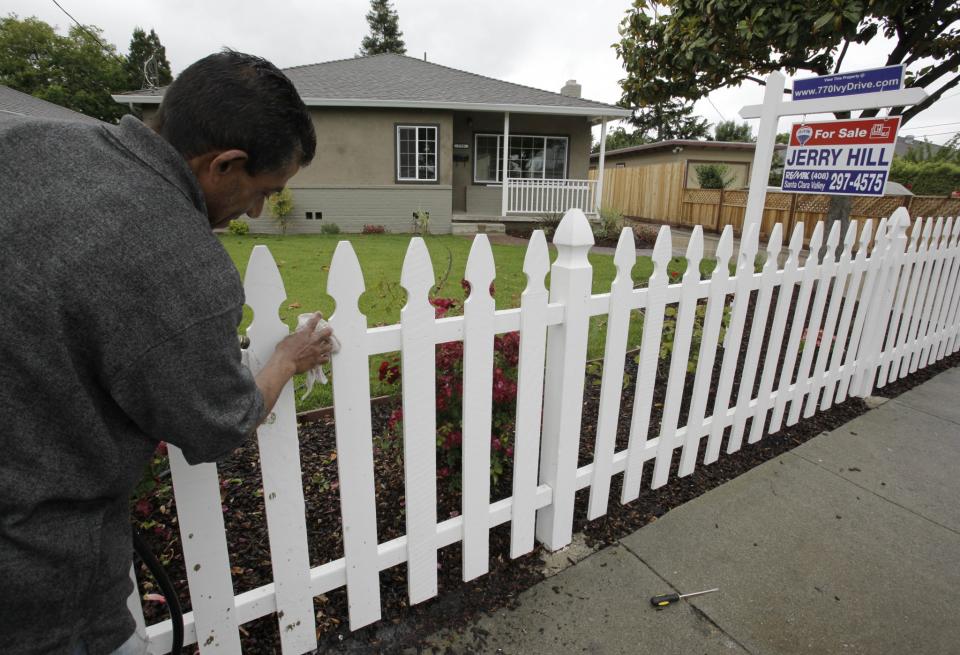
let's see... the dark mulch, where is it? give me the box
[135,296,960,653]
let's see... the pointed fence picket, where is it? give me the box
[678,226,734,476]
[622,227,671,498]
[704,224,758,464]
[588,227,636,518]
[137,208,960,654]
[509,231,550,558]
[651,227,703,488]
[461,235,496,580]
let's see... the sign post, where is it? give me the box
[738,70,926,235]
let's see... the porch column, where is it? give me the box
[595,117,607,214]
[501,112,510,217]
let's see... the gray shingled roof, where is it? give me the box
[114,53,629,118]
[0,85,103,124]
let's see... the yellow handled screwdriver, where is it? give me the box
[650,587,719,607]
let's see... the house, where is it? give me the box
[113,54,630,234]
[589,139,788,190]
[0,85,103,124]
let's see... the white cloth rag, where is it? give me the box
[296,313,341,400]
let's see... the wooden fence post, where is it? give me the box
[715,187,725,232]
[535,208,594,551]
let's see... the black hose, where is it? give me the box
[132,528,184,655]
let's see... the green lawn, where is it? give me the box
[219,233,718,411]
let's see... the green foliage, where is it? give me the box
[267,188,294,235]
[538,213,564,239]
[629,97,710,141]
[592,125,650,153]
[228,219,249,235]
[713,120,754,143]
[594,207,625,241]
[616,0,959,126]
[899,135,960,164]
[655,303,732,373]
[694,163,735,189]
[125,27,172,90]
[889,158,960,196]
[320,222,341,235]
[359,0,406,56]
[0,15,128,123]
[412,209,430,235]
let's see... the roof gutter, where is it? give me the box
[111,94,632,120]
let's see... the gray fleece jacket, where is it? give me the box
[0,114,264,655]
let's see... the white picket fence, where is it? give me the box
[136,207,960,654]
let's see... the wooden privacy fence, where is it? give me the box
[135,208,960,654]
[679,189,960,240]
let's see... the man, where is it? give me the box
[0,51,334,654]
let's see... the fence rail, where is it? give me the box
[137,208,960,654]
[505,178,597,216]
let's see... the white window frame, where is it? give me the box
[473,133,569,184]
[396,125,438,182]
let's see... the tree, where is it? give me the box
[0,15,127,123]
[592,125,651,153]
[694,163,736,189]
[359,0,406,56]
[125,27,172,90]
[616,0,960,257]
[616,1,959,125]
[267,188,294,236]
[630,97,711,142]
[713,120,754,142]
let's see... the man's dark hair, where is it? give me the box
[152,51,316,174]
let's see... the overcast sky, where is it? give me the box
[7,0,959,144]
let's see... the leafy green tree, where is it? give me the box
[713,120,754,142]
[616,0,960,255]
[0,15,127,123]
[592,125,651,153]
[694,163,736,189]
[125,27,172,90]
[768,132,790,186]
[630,97,710,142]
[359,0,406,56]
[616,0,959,125]
[900,134,960,164]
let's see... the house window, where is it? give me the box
[397,125,437,182]
[474,134,568,183]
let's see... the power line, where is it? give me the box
[706,96,727,122]
[900,129,958,138]
[900,120,960,131]
[50,0,126,66]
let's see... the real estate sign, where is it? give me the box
[781,117,901,196]
[793,65,904,101]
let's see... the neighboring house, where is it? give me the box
[0,85,103,124]
[114,53,629,234]
[589,139,787,190]
[894,135,944,158]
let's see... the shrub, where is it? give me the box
[227,219,249,235]
[378,290,518,489]
[633,223,660,247]
[694,163,735,189]
[267,188,294,235]
[889,158,960,196]
[538,213,564,239]
[594,207,624,241]
[412,209,430,235]
[362,224,386,234]
[320,222,341,235]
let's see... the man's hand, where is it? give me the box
[274,312,335,375]
[253,312,337,423]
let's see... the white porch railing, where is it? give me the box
[505,178,598,216]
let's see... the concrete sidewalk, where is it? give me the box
[425,366,960,654]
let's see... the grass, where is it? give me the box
[219,233,722,412]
